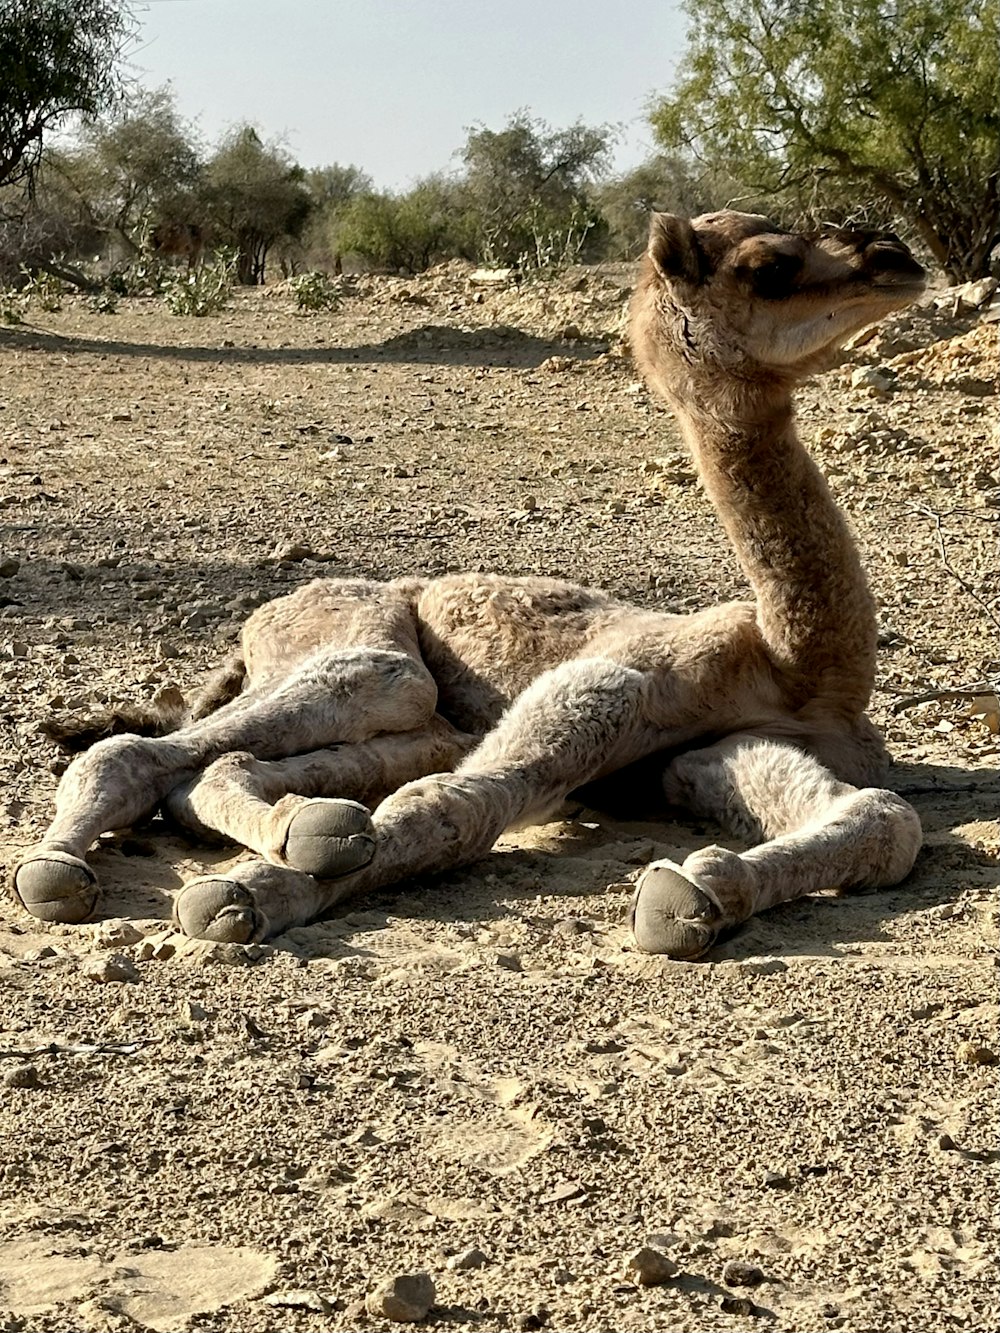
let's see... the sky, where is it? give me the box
[131,0,689,188]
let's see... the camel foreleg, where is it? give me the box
[630,733,922,959]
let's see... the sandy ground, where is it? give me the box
[0,264,997,1333]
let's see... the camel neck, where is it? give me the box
[671,385,876,714]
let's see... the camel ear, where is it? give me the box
[647,213,704,285]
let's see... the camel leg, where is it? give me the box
[175,658,652,942]
[163,718,476,870]
[630,734,922,959]
[13,647,437,924]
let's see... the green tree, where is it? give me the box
[650,0,1000,280]
[0,0,135,191]
[337,175,467,273]
[461,111,615,266]
[203,126,311,283]
[596,154,747,258]
[50,86,201,250]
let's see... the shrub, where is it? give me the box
[289,270,340,311]
[162,247,237,316]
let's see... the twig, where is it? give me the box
[891,680,1000,714]
[910,504,1000,634]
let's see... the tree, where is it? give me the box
[595,154,748,258]
[337,175,468,273]
[461,111,616,266]
[203,126,311,284]
[650,0,1000,280]
[50,86,201,250]
[0,0,135,192]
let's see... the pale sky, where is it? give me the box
[131,0,688,188]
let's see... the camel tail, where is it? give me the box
[40,652,248,754]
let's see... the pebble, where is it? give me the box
[2,1064,41,1089]
[0,557,19,577]
[762,1170,793,1190]
[80,953,139,983]
[365,1272,436,1322]
[515,1308,549,1331]
[93,919,143,949]
[720,1295,757,1316]
[623,1245,679,1286]
[737,956,789,977]
[447,1246,489,1271]
[723,1260,765,1287]
[955,1041,997,1066]
[493,950,523,972]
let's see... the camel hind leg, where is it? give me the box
[13,585,438,925]
[630,732,922,959]
[175,656,654,942]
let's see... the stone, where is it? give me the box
[623,1246,679,1286]
[447,1246,489,1271]
[0,557,19,577]
[850,366,895,394]
[81,953,139,983]
[737,956,789,977]
[3,1064,41,1089]
[366,1272,436,1322]
[723,1260,765,1287]
[94,919,143,949]
[955,1041,997,1066]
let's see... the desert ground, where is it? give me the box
[0,262,997,1333]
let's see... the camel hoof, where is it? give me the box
[629,861,720,960]
[174,877,265,943]
[282,799,376,879]
[13,852,99,924]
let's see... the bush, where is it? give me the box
[162,247,237,316]
[289,270,340,311]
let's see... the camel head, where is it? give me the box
[631,210,926,400]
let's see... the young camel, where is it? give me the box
[13,211,927,959]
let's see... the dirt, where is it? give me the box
[0,264,997,1333]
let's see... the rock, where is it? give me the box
[3,1064,41,1089]
[366,1272,436,1322]
[623,1246,679,1286]
[271,541,314,562]
[762,1170,793,1190]
[81,953,139,983]
[447,1246,489,1271]
[493,950,523,972]
[720,1295,758,1316]
[955,1040,998,1066]
[723,1260,765,1287]
[0,557,19,577]
[955,276,998,309]
[737,956,789,977]
[94,919,143,949]
[850,366,895,394]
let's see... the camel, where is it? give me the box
[150,221,206,270]
[12,211,928,959]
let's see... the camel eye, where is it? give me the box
[751,254,802,297]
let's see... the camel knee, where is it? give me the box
[848,788,922,886]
